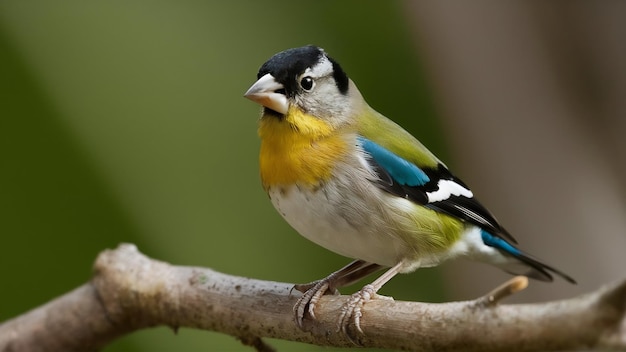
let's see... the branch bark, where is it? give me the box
[0,244,624,351]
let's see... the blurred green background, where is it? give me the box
[0,1,447,351]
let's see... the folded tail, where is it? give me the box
[480,229,577,284]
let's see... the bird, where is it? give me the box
[244,45,576,334]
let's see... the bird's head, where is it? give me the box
[244,46,362,127]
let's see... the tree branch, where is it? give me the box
[0,244,624,351]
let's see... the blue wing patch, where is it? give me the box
[358,136,520,246]
[358,137,430,187]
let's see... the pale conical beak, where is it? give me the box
[244,73,289,115]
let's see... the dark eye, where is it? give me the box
[300,76,314,91]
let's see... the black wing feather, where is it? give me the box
[368,159,517,244]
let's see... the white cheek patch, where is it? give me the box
[427,179,474,203]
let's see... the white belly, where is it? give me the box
[268,185,408,267]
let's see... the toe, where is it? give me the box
[338,285,392,337]
[293,280,330,329]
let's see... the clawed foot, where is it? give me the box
[292,279,339,329]
[293,281,393,340]
[292,261,402,342]
[291,260,381,329]
[338,284,394,338]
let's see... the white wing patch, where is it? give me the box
[427,179,474,203]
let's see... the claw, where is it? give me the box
[293,279,331,328]
[338,284,394,336]
[293,282,315,294]
[290,260,384,330]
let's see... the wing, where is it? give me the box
[358,136,517,244]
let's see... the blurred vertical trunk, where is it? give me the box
[405,1,626,301]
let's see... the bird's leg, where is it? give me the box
[338,261,404,337]
[293,260,382,329]
[294,259,364,295]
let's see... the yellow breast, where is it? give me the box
[258,107,349,190]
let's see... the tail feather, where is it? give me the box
[480,229,577,284]
[513,249,577,284]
